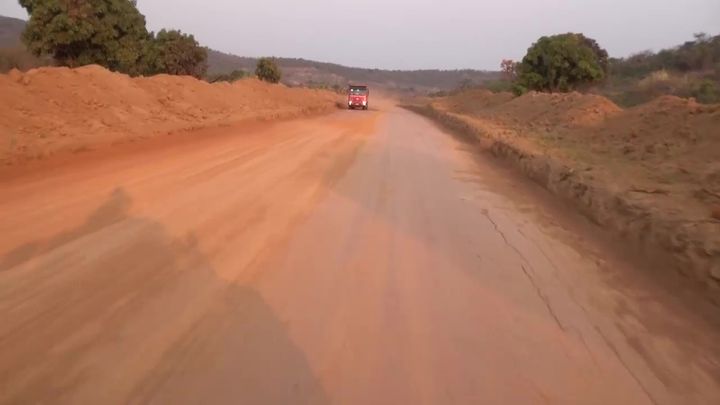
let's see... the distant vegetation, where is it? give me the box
[610,33,720,77]
[206,49,499,91]
[15,0,207,77]
[1,13,497,90]
[477,32,720,105]
[603,33,720,105]
[255,57,281,83]
[5,6,716,103]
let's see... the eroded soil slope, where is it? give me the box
[424,90,720,287]
[436,90,720,220]
[0,65,340,165]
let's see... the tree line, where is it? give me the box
[499,32,719,97]
[17,0,282,83]
[610,33,720,78]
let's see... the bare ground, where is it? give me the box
[1,103,720,404]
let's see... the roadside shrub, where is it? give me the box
[302,82,344,93]
[600,73,720,107]
[691,79,720,104]
[481,79,514,93]
[255,57,281,83]
[638,70,671,87]
[331,83,344,93]
[208,69,248,83]
[511,83,529,96]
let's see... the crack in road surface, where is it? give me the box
[519,263,566,332]
[481,208,566,332]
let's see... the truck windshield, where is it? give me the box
[349,87,368,94]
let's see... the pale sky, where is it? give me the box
[2,0,718,70]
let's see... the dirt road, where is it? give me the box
[1,105,719,404]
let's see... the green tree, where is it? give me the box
[19,0,150,74]
[255,57,281,83]
[579,35,609,74]
[517,33,608,92]
[144,30,207,78]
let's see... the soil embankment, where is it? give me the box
[0,65,340,165]
[409,90,720,294]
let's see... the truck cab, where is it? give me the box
[347,85,369,110]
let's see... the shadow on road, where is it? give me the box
[0,188,132,271]
[0,188,328,405]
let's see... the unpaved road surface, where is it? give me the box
[1,104,720,404]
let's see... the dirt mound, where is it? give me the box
[505,91,621,127]
[438,90,622,130]
[591,96,720,163]
[437,89,514,114]
[0,65,339,165]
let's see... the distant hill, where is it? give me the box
[0,15,24,47]
[207,49,499,91]
[0,15,499,91]
[0,15,46,71]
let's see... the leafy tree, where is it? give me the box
[500,59,518,81]
[578,35,609,74]
[516,33,608,92]
[144,30,207,78]
[683,33,714,71]
[255,57,281,83]
[19,0,150,74]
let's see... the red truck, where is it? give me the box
[347,84,369,110]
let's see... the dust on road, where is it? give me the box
[1,104,719,404]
